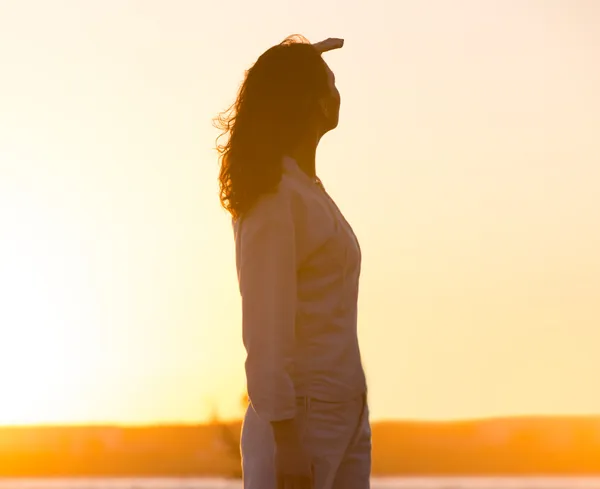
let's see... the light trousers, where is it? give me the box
[241,394,371,489]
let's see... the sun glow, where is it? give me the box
[0,188,96,425]
[0,0,599,426]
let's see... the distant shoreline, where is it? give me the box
[2,416,600,477]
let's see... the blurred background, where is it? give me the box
[0,0,599,486]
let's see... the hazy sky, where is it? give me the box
[1,0,599,425]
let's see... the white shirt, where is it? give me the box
[233,156,367,422]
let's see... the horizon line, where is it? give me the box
[2,413,600,429]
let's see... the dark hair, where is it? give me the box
[214,35,329,219]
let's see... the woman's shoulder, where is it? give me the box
[245,174,306,217]
[234,178,295,232]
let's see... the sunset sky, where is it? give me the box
[1,0,599,426]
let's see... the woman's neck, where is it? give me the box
[289,139,319,179]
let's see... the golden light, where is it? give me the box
[0,189,94,425]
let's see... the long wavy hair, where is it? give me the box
[214,35,330,219]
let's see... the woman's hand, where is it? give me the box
[272,419,313,489]
[312,38,344,54]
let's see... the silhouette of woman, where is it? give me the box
[215,35,371,489]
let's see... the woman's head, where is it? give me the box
[215,34,341,219]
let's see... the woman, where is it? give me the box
[215,35,371,489]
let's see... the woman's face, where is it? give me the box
[319,62,341,134]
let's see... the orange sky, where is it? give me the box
[0,0,599,425]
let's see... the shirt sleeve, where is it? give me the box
[235,194,297,422]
